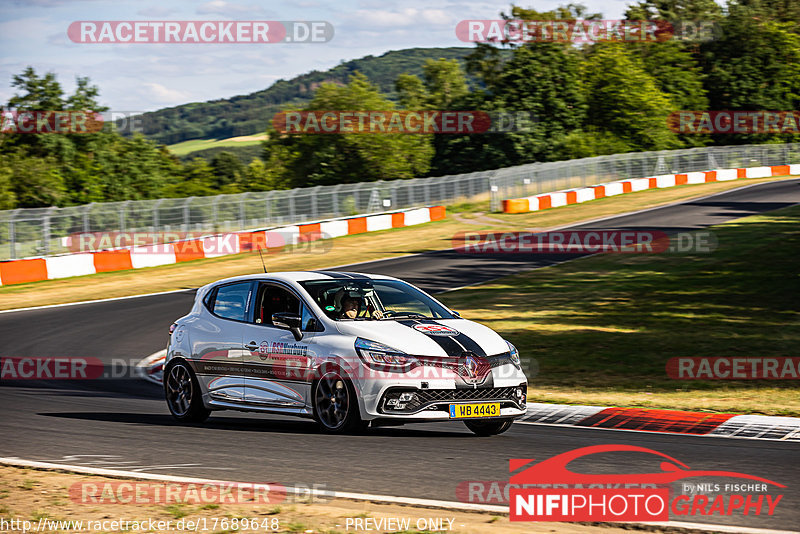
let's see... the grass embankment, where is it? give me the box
[440,205,800,416]
[1,175,792,311]
[0,465,668,534]
[166,134,267,156]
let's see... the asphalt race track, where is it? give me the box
[1,179,799,531]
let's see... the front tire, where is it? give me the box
[464,418,514,436]
[312,370,366,434]
[165,360,210,423]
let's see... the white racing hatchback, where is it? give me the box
[164,271,528,435]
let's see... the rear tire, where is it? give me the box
[464,418,514,436]
[165,360,210,423]
[312,369,366,434]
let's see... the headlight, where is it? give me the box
[355,338,418,371]
[506,340,521,368]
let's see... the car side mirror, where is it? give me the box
[272,312,303,341]
[452,311,461,318]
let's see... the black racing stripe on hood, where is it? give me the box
[397,319,488,357]
[421,318,488,357]
[397,319,464,357]
[450,329,487,357]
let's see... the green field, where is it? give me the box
[166,134,266,156]
[439,204,800,416]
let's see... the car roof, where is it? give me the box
[207,271,399,287]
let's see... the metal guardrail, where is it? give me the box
[2,142,799,260]
[488,143,800,211]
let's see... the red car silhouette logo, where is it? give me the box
[510,444,785,487]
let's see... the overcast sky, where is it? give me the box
[2,0,639,112]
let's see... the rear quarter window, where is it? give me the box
[211,282,251,321]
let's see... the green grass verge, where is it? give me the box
[439,205,800,416]
[166,135,266,156]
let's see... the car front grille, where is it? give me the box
[379,385,525,414]
[418,386,517,403]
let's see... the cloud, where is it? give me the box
[0,16,58,40]
[196,1,277,17]
[140,82,191,104]
[7,0,101,5]
[350,8,452,28]
[136,7,179,17]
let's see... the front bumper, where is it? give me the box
[354,363,528,421]
[378,385,526,416]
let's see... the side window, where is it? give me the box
[301,303,317,331]
[211,282,251,321]
[254,284,300,326]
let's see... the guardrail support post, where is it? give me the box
[489,176,499,212]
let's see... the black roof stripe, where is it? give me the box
[314,271,370,279]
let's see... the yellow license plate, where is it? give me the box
[449,402,501,419]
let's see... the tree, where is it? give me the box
[0,163,17,209]
[489,42,587,162]
[1,150,67,207]
[8,67,65,111]
[161,158,218,197]
[730,0,800,26]
[2,68,184,207]
[628,41,710,147]
[583,43,681,151]
[266,73,433,187]
[550,128,632,159]
[397,58,470,110]
[211,151,244,191]
[241,158,278,191]
[421,59,470,108]
[3,67,75,162]
[395,74,427,109]
[699,9,800,144]
[624,0,723,21]
[66,76,108,112]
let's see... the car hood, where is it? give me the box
[334,318,509,357]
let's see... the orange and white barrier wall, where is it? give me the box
[502,165,800,214]
[0,206,446,286]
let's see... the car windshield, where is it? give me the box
[299,278,455,321]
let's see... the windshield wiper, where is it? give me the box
[380,311,429,320]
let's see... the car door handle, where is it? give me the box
[245,341,259,350]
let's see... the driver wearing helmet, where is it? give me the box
[335,288,383,320]
[340,295,361,319]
